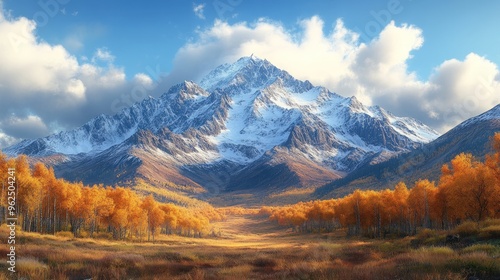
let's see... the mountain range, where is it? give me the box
[316,104,500,198]
[4,56,497,205]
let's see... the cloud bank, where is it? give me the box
[1,8,499,148]
[166,17,500,133]
[0,7,158,148]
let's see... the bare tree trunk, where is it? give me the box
[53,197,57,234]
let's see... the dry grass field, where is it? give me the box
[1,214,499,280]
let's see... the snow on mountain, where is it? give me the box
[455,104,500,129]
[4,56,440,189]
[318,103,500,198]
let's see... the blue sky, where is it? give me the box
[1,0,500,147]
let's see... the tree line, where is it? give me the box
[0,154,224,241]
[261,133,500,237]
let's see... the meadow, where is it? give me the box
[1,213,499,280]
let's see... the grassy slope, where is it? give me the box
[0,215,499,280]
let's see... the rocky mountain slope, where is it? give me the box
[315,104,500,198]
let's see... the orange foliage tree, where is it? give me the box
[0,152,219,240]
[264,133,500,237]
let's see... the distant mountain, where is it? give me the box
[316,104,500,198]
[3,56,439,197]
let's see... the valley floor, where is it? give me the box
[1,214,499,280]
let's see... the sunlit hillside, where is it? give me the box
[1,134,500,279]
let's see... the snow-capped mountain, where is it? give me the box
[4,56,439,192]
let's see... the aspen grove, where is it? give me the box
[261,133,500,237]
[0,154,223,241]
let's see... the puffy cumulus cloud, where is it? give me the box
[422,53,500,131]
[365,53,500,133]
[133,73,154,88]
[165,16,500,133]
[353,22,423,90]
[0,8,155,148]
[0,16,82,100]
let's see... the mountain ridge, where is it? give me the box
[3,56,439,196]
[315,103,500,198]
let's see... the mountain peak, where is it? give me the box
[199,56,279,91]
[163,80,209,101]
[4,56,441,191]
[237,54,265,64]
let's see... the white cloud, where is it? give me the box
[353,22,423,90]
[92,47,115,64]
[0,132,17,148]
[0,15,82,97]
[0,8,159,148]
[193,3,206,20]
[134,73,154,88]
[421,53,500,131]
[165,17,500,133]
[1,115,50,139]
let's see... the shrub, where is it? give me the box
[55,231,74,239]
[478,225,500,239]
[423,235,446,246]
[416,228,438,240]
[17,257,49,279]
[414,228,446,246]
[79,230,90,238]
[95,232,113,240]
[447,252,500,279]
[417,246,455,255]
[377,242,408,256]
[462,244,500,256]
[453,221,479,237]
[480,219,500,228]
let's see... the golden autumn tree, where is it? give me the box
[142,195,165,242]
[32,163,59,233]
[106,187,132,239]
[65,182,83,236]
[160,203,180,234]
[88,185,115,237]
[408,179,436,231]
[377,189,399,237]
[332,190,364,235]
[14,156,41,231]
[484,132,500,218]
[439,152,499,222]
[0,153,218,241]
